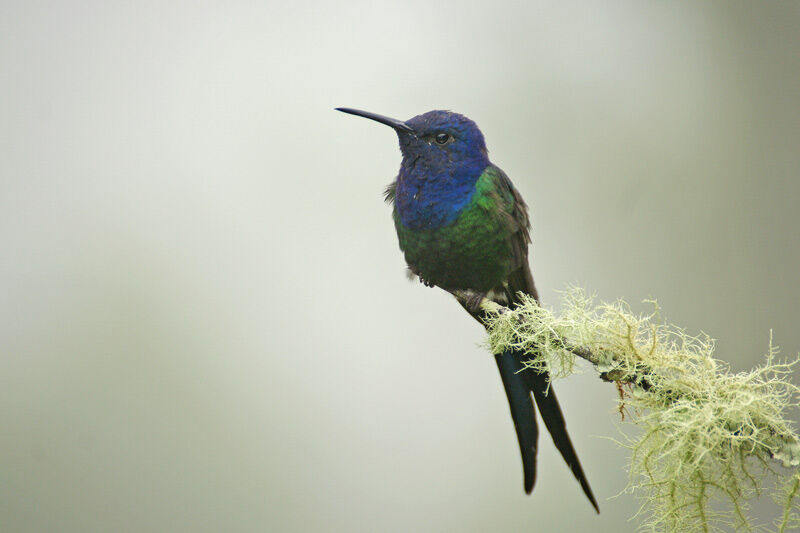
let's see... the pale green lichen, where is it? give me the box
[482,288,800,533]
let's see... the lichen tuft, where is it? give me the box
[482,288,800,533]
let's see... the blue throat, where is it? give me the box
[394,157,489,231]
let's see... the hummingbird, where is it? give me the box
[336,107,599,512]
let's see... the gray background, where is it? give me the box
[2,1,799,531]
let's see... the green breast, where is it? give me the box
[393,170,518,292]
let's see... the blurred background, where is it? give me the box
[2,1,799,531]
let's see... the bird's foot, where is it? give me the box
[451,289,489,314]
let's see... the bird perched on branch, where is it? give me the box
[336,107,598,512]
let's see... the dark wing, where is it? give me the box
[483,165,539,304]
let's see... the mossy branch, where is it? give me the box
[454,287,800,533]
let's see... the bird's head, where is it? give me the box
[336,108,489,174]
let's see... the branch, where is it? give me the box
[453,287,800,532]
[454,289,674,392]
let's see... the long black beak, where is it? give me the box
[335,107,414,133]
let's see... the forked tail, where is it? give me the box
[495,348,599,513]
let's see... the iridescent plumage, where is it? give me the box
[337,107,598,512]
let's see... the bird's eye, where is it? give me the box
[434,133,452,145]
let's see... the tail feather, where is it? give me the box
[495,350,538,493]
[459,263,598,511]
[526,367,600,513]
